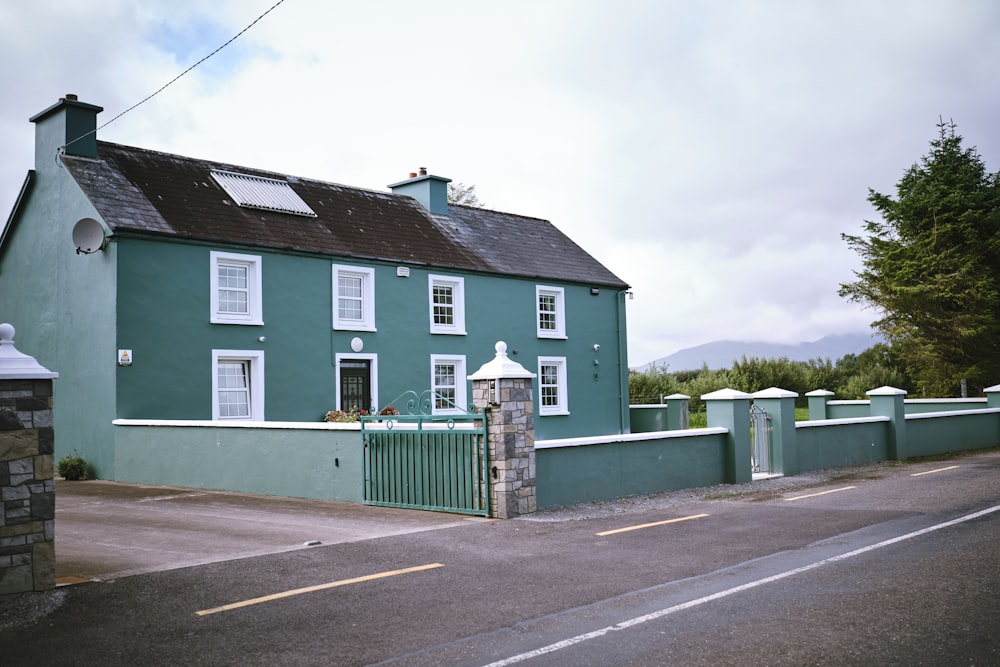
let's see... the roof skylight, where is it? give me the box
[211,170,317,217]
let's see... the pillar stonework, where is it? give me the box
[469,341,537,519]
[473,379,536,518]
[0,323,59,595]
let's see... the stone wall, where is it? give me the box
[0,378,56,594]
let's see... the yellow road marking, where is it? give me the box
[911,465,960,476]
[195,563,444,616]
[596,513,709,536]
[784,486,856,501]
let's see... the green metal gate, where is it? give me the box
[361,392,489,516]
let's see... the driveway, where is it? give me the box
[55,481,479,581]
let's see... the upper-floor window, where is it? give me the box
[211,251,263,325]
[212,349,265,420]
[333,264,376,331]
[538,356,568,415]
[536,286,566,339]
[429,275,466,335]
[431,354,467,414]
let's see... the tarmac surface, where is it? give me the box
[2,452,997,665]
[52,481,478,581]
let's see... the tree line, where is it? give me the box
[629,343,912,411]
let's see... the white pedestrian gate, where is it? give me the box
[749,403,772,474]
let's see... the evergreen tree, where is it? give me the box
[839,120,1000,395]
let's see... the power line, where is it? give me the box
[63,0,287,150]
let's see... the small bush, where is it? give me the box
[57,451,89,481]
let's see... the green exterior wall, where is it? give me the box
[113,423,363,501]
[629,406,669,432]
[795,419,889,472]
[114,237,628,441]
[535,431,727,509]
[0,110,117,477]
[905,410,1000,458]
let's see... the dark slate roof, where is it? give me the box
[61,141,628,287]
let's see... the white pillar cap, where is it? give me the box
[0,323,58,379]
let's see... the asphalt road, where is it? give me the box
[2,450,998,666]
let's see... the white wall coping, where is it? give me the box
[828,400,870,405]
[536,427,728,449]
[904,398,986,404]
[629,404,669,409]
[905,407,1000,420]
[113,419,360,430]
[796,416,890,428]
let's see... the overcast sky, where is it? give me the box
[2,0,999,367]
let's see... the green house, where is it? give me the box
[0,96,631,479]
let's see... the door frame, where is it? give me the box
[335,353,378,413]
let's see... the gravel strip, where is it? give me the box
[517,461,900,522]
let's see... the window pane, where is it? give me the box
[217,361,250,418]
[433,285,454,325]
[218,265,249,314]
[540,364,559,407]
[338,275,363,320]
[434,362,456,408]
[538,294,557,330]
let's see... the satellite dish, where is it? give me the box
[72,218,107,254]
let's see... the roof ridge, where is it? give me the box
[94,140,397,200]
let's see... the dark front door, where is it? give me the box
[340,360,371,413]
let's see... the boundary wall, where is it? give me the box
[107,384,1000,512]
[112,420,364,502]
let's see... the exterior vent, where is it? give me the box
[210,170,317,217]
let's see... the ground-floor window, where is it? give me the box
[537,356,568,415]
[212,349,265,420]
[430,354,467,414]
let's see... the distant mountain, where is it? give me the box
[637,333,881,372]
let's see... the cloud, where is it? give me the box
[2,0,999,369]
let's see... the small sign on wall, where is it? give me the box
[118,349,132,366]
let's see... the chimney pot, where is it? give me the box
[408,172,417,179]
[419,167,427,176]
[64,94,78,101]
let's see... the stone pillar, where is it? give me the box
[868,386,907,461]
[469,342,537,519]
[753,387,799,476]
[666,393,690,430]
[805,389,835,420]
[702,388,753,484]
[0,323,59,595]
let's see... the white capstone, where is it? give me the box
[468,341,536,380]
[701,388,753,401]
[752,387,799,399]
[0,324,58,380]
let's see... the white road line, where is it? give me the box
[784,485,856,501]
[480,505,1000,667]
[911,465,960,476]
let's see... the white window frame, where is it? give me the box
[430,354,467,414]
[212,349,265,421]
[334,353,379,413]
[428,274,466,335]
[210,251,263,325]
[536,285,566,339]
[537,356,569,416]
[333,264,376,331]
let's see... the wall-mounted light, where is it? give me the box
[590,287,600,295]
